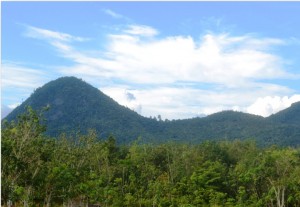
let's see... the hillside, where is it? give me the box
[4,77,159,143]
[267,101,300,125]
[4,77,300,146]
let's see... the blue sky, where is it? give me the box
[2,2,300,119]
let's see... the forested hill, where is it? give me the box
[267,101,300,125]
[4,76,300,146]
[4,77,159,143]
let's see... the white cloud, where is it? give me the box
[26,25,291,87]
[24,25,89,42]
[18,24,300,119]
[2,61,46,89]
[103,9,124,19]
[103,32,289,86]
[8,103,21,109]
[247,95,300,117]
[1,61,54,115]
[100,84,293,120]
[124,25,159,37]
[101,87,142,114]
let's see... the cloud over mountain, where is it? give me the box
[247,95,300,117]
[3,22,300,119]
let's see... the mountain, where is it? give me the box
[3,77,300,146]
[267,101,300,125]
[4,77,159,143]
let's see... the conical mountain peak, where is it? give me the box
[4,77,300,146]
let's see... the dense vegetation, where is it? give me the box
[5,77,300,146]
[2,107,300,207]
[4,77,157,143]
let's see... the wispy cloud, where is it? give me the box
[124,25,159,37]
[2,61,47,89]
[1,61,53,115]
[17,24,300,119]
[24,25,89,42]
[103,9,125,19]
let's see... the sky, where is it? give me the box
[2,2,300,120]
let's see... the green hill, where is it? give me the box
[267,101,300,125]
[4,77,159,143]
[4,77,300,146]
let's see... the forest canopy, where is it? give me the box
[2,107,300,207]
[5,77,300,147]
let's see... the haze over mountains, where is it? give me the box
[4,77,300,146]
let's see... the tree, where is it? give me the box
[190,160,227,205]
[1,106,48,206]
[262,148,299,207]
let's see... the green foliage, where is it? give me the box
[2,108,300,206]
[4,77,300,146]
[4,77,158,143]
[268,101,300,125]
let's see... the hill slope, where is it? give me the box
[4,77,300,146]
[268,101,300,125]
[5,77,160,143]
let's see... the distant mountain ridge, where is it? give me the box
[267,101,300,125]
[4,77,300,146]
